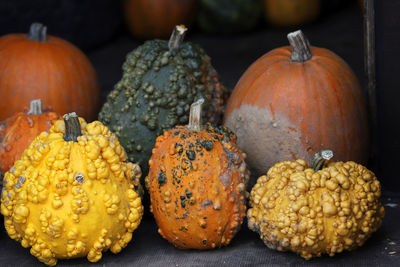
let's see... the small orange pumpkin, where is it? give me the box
[264,0,320,27]
[146,99,250,249]
[224,30,369,179]
[124,0,198,39]
[0,99,60,173]
[0,22,100,121]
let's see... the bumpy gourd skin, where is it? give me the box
[99,40,225,174]
[247,159,385,259]
[1,118,143,266]
[146,123,250,249]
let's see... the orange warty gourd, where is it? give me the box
[0,23,100,121]
[124,0,198,39]
[224,30,369,179]
[146,99,250,249]
[0,99,60,173]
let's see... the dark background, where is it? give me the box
[375,1,400,193]
[0,0,399,266]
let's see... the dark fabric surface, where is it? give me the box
[0,196,398,266]
[1,3,400,267]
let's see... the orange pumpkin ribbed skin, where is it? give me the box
[124,0,197,39]
[146,123,250,249]
[0,32,100,121]
[224,43,369,179]
[0,109,60,173]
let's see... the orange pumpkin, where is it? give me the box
[146,99,250,249]
[224,30,369,179]
[0,22,100,121]
[264,0,320,27]
[124,0,198,39]
[0,99,60,173]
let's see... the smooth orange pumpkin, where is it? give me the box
[224,30,369,179]
[146,99,250,249]
[264,0,320,27]
[124,0,198,39]
[0,23,100,121]
[0,99,61,173]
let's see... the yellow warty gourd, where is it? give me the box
[1,113,143,266]
[247,150,385,259]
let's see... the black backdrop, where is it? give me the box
[0,0,122,49]
[375,0,400,191]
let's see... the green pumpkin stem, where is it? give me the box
[63,112,82,142]
[27,99,42,115]
[287,30,312,62]
[310,150,334,171]
[188,98,204,132]
[27,22,47,42]
[168,25,187,51]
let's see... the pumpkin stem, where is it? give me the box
[310,150,333,171]
[27,22,47,42]
[168,25,187,51]
[188,98,204,132]
[287,30,312,62]
[63,112,82,142]
[27,99,43,115]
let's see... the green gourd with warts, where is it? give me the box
[99,25,226,175]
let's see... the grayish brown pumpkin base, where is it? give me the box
[224,104,308,183]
